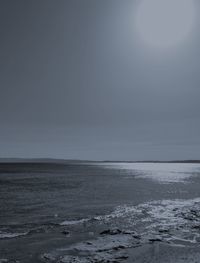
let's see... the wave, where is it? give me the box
[44,197,200,263]
[0,222,59,239]
[3,197,200,245]
[59,205,141,226]
[60,218,90,226]
[0,231,28,239]
[60,197,200,246]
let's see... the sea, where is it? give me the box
[1,161,200,262]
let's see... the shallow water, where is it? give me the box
[1,162,200,262]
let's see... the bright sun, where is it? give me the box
[135,0,195,48]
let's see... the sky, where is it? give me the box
[0,0,200,161]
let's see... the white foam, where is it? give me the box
[47,197,200,263]
[0,231,28,239]
[61,197,200,228]
[60,218,90,226]
[112,198,200,245]
[60,205,141,226]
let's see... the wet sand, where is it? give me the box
[126,243,200,263]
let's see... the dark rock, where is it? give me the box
[132,234,141,239]
[149,238,162,242]
[116,255,129,260]
[192,225,200,229]
[113,245,126,250]
[184,216,195,221]
[190,209,198,216]
[120,229,140,238]
[122,230,136,235]
[41,253,56,261]
[62,230,70,236]
[158,229,169,233]
[100,229,122,235]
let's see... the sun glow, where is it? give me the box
[135,0,195,48]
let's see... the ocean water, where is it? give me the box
[1,162,200,262]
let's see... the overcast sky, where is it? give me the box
[0,0,200,160]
